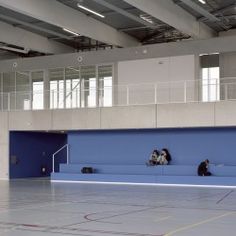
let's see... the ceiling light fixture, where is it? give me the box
[63,28,80,36]
[198,0,206,4]
[77,4,105,18]
[0,45,29,54]
[140,14,154,24]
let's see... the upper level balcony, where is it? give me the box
[0,77,235,112]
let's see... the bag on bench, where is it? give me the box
[81,167,93,174]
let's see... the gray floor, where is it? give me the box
[0,179,236,236]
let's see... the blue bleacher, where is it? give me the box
[51,163,236,186]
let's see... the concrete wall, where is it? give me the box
[1,101,236,179]
[3,101,236,131]
[220,52,236,78]
[117,55,197,103]
[1,34,236,72]
[118,55,195,85]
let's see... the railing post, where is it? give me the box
[52,90,54,109]
[1,93,3,111]
[52,155,55,173]
[184,81,187,103]
[225,83,228,100]
[154,84,157,104]
[126,85,129,105]
[67,144,69,164]
[7,93,10,111]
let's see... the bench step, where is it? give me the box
[59,164,236,177]
[51,173,236,187]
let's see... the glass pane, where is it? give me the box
[65,67,80,108]
[81,66,96,107]
[49,68,64,109]
[202,67,219,102]
[98,65,112,107]
[3,72,15,109]
[72,79,80,108]
[16,72,30,110]
[32,71,44,110]
[209,67,219,101]
[3,72,15,92]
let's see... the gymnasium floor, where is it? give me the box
[0,179,235,236]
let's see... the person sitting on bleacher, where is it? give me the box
[157,148,171,165]
[198,159,212,176]
[147,149,159,166]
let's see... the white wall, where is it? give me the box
[117,55,196,104]
[117,55,195,85]
[220,52,236,78]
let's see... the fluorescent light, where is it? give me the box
[63,28,80,36]
[0,45,29,54]
[77,4,105,18]
[198,0,206,4]
[140,14,153,24]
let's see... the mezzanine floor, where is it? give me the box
[0,178,235,236]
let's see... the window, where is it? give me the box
[80,66,96,107]
[32,71,44,110]
[98,65,112,107]
[49,68,64,109]
[3,72,15,110]
[202,67,219,102]
[65,67,80,108]
[16,71,30,110]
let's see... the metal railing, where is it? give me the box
[52,144,69,173]
[1,78,236,111]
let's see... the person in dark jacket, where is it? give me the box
[157,148,172,165]
[147,149,159,166]
[198,159,211,176]
[162,148,171,164]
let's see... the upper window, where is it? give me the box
[202,67,219,102]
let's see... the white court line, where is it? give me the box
[164,211,235,236]
[51,180,236,189]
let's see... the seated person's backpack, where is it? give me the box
[81,167,94,174]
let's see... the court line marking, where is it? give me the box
[164,211,235,236]
[216,190,234,204]
[0,221,164,236]
[154,216,171,223]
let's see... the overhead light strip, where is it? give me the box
[198,0,206,4]
[0,45,29,54]
[77,4,105,18]
[63,28,80,36]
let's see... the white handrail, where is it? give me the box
[2,76,236,111]
[52,144,69,173]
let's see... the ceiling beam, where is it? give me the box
[92,0,155,28]
[198,3,236,22]
[0,14,72,40]
[0,0,139,47]
[0,21,73,54]
[123,0,216,39]
[179,0,230,30]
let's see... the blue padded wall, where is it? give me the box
[10,131,67,179]
[68,128,236,166]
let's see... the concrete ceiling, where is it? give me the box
[0,0,235,59]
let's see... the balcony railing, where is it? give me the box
[0,78,236,111]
